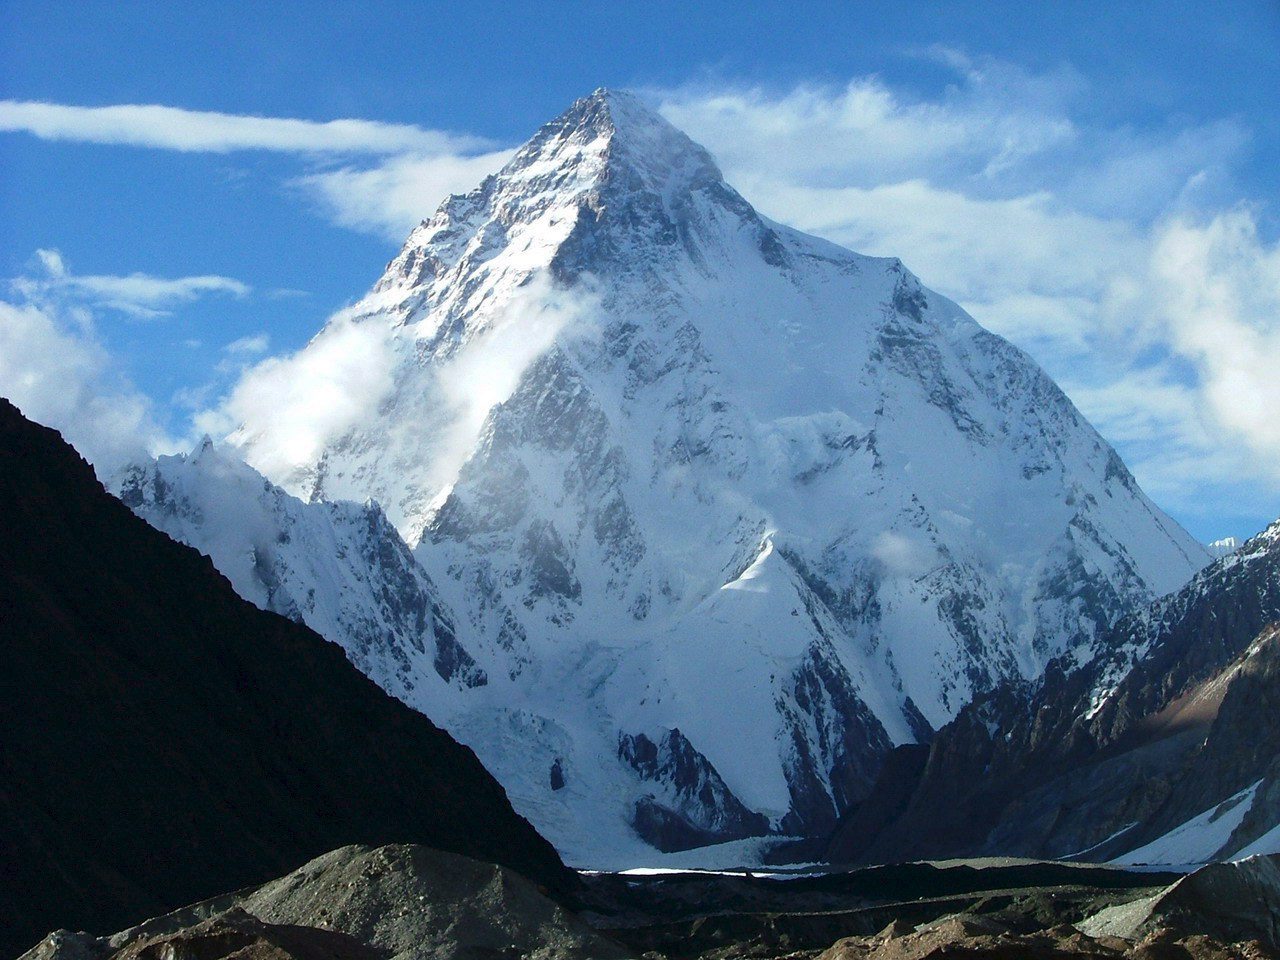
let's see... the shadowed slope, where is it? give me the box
[0,397,570,957]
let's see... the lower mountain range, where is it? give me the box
[826,514,1280,868]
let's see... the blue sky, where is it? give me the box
[2,0,1279,542]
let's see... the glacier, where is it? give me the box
[115,89,1208,867]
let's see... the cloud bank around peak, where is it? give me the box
[213,272,603,530]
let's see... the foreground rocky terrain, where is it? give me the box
[22,845,626,960]
[21,845,1280,960]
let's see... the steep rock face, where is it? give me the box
[1081,854,1280,950]
[0,398,568,958]
[617,729,771,851]
[830,521,1280,866]
[199,89,1203,864]
[115,445,485,713]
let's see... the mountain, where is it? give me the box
[131,89,1206,865]
[826,518,1280,867]
[0,397,569,958]
[1209,536,1243,558]
[115,442,486,715]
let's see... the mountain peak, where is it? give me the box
[565,87,675,138]
[378,87,743,299]
[206,85,1210,866]
[549,87,680,145]
[499,87,725,202]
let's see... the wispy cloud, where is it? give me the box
[224,333,270,355]
[0,100,511,240]
[1148,212,1280,472]
[209,307,400,478]
[0,253,258,472]
[14,248,249,319]
[294,149,513,240]
[214,272,601,510]
[0,99,489,155]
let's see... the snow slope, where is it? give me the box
[1114,781,1264,866]
[115,442,485,710]
[120,90,1207,866]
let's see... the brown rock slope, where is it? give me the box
[22,844,631,960]
[22,845,1279,960]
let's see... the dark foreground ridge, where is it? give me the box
[0,398,570,957]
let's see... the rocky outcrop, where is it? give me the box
[819,915,1269,959]
[24,843,1278,960]
[22,845,631,960]
[618,729,770,851]
[1080,855,1280,952]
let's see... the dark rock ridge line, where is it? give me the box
[0,397,570,958]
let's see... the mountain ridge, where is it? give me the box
[826,515,1280,867]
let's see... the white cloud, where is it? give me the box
[871,531,936,579]
[224,333,270,355]
[294,149,513,240]
[657,73,1074,192]
[211,272,601,507]
[0,298,175,473]
[35,248,67,277]
[0,252,256,475]
[0,99,488,155]
[426,274,601,483]
[0,100,508,240]
[211,309,399,479]
[15,248,249,319]
[1149,212,1280,466]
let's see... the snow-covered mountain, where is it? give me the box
[1208,536,1243,558]
[118,89,1207,866]
[115,442,486,707]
